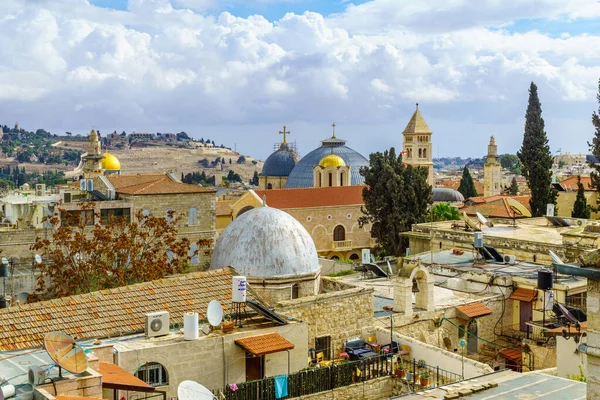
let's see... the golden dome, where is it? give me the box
[102,151,121,171]
[318,153,346,168]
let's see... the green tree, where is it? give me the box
[517,82,557,216]
[237,155,246,164]
[509,176,519,195]
[572,176,591,219]
[359,148,432,256]
[499,154,522,175]
[457,167,478,198]
[589,78,600,209]
[428,203,460,222]
[250,171,259,186]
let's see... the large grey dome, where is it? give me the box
[210,206,319,278]
[261,144,298,177]
[285,136,368,188]
[433,188,465,202]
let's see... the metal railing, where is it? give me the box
[332,240,352,249]
[502,322,554,344]
[214,355,462,400]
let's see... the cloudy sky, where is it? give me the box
[2,0,600,160]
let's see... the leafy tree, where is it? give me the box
[499,154,522,175]
[558,160,566,169]
[509,176,519,195]
[572,176,591,219]
[198,158,209,168]
[589,78,600,208]
[31,204,210,298]
[457,167,478,198]
[358,147,432,256]
[237,155,246,164]
[250,171,259,186]
[226,170,242,183]
[517,82,557,216]
[428,203,460,222]
[177,131,190,140]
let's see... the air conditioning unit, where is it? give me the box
[28,365,46,385]
[504,255,517,265]
[145,311,170,338]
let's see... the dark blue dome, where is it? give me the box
[261,145,298,177]
[285,137,368,188]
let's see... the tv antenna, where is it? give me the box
[178,380,217,400]
[44,331,88,378]
[207,300,223,327]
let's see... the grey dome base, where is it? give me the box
[433,188,465,202]
[261,144,298,177]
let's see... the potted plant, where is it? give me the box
[394,358,406,378]
[420,370,430,386]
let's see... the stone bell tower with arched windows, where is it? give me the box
[402,104,433,186]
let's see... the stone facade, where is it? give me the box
[276,278,375,354]
[258,175,288,190]
[250,271,321,305]
[297,376,394,400]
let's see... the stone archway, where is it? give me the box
[393,263,434,316]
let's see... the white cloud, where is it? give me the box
[0,0,599,158]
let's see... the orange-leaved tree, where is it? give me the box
[32,203,196,298]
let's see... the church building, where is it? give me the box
[402,104,434,187]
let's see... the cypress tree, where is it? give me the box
[588,78,600,209]
[572,175,591,219]
[457,167,478,198]
[517,82,557,216]
[509,176,519,195]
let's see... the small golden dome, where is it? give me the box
[102,151,121,171]
[319,153,346,168]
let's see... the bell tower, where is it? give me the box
[484,136,502,197]
[402,104,433,186]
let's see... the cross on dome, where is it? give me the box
[279,125,290,145]
[331,122,336,139]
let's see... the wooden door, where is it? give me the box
[520,301,532,332]
[467,320,478,354]
[245,355,264,382]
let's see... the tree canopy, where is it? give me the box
[457,167,478,198]
[499,154,522,175]
[589,78,600,207]
[428,203,460,222]
[517,82,557,216]
[509,176,519,195]
[572,175,591,219]
[359,148,432,256]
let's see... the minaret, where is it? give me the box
[82,128,105,179]
[402,104,433,186]
[484,136,502,197]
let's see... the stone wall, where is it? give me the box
[297,376,394,400]
[275,282,374,354]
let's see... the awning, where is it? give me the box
[235,333,295,356]
[499,349,522,361]
[509,288,538,302]
[545,321,587,337]
[99,362,155,392]
[456,302,492,319]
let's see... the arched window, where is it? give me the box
[349,253,359,261]
[267,183,273,190]
[190,243,198,265]
[340,172,344,186]
[418,148,422,158]
[318,173,322,187]
[291,284,299,299]
[328,173,333,187]
[188,207,197,226]
[423,148,427,158]
[237,205,254,218]
[333,225,345,241]
[135,362,169,387]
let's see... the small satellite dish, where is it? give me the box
[476,212,493,227]
[178,380,216,400]
[1,257,8,266]
[207,300,223,327]
[507,198,532,218]
[549,250,564,265]
[44,331,88,375]
[34,254,42,264]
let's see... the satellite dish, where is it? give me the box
[44,331,88,375]
[207,300,223,327]
[507,198,532,218]
[178,380,216,400]
[476,212,493,227]
[1,257,7,266]
[461,212,481,232]
[34,254,42,264]
[549,250,564,265]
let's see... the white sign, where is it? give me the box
[546,204,555,217]
[361,249,370,264]
[545,291,554,311]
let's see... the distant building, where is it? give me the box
[402,104,434,186]
[484,136,502,197]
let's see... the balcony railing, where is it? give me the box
[502,322,557,344]
[333,240,352,249]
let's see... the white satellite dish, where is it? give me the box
[549,250,564,265]
[1,257,7,266]
[476,212,493,227]
[178,380,216,400]
[207,300,223,327]
[34,254,42,264]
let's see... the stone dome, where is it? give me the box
[319,153,346,168]
[433,188,465,202]
[210,206,319,278]
[101,151,121,171]
[285,136,368,188]
[261,144,298,177]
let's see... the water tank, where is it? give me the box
[0,264,7,277]
[183,312,199,341]
[473,232,484,249]
[537,269,553,290]
[232,276,247,303]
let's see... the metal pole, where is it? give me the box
[543,290,546,328]
[390,315,394,350]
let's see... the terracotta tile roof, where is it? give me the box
[0,268,242,351]
[254,185,365,209]
[456,302,492,319]
[107,174,215,195]
[559,176,593,191]
[509,288,538,302]
[235,333,295,356]
[99,362,154,392]
[216,200,235,216]
[499,349,522,361]
[462,195,532,219]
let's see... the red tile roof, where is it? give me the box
[509,288,538,302]
[99,362,154,392]
[0,268,243,351]
[456,302,492,319]
[235,333,295,356]
[255,185,365,209]
[107,174,215,195]
[499,349,522,361]
[462,196,532,219]
[559,176,593,191]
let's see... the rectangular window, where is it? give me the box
[100,208,131,224]
[315,336,331,360]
